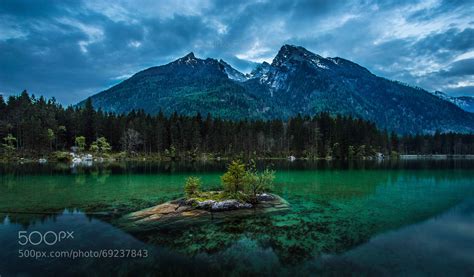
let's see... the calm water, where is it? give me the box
[0,160,473,276]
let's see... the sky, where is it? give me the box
[0,0,473,105]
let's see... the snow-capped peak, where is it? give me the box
[249,61,272,79]
[272,44,331,70]
[432,91,474,113]
[219,60,249,82]
[176,52,198,65]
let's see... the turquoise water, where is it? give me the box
[0,160,473,276]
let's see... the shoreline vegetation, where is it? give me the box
[3,153,474,165]
[124,160,289,227]
[1,91,474,164]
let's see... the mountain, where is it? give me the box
[457,97,474,113]
[81,45,474,134]
[85,52,267,119]
[432,91,474,113]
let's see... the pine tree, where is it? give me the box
[83,98,96,145]
[221,160,247,195]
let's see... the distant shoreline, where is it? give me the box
[3,153,474,165]
[400,154,474,159]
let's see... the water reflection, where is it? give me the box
[306,198,474,276]
[2,159,474,175]
[0,160,473,275]
[0,198,473,276]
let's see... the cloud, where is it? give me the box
[0,0,473,104]
[441,58,474,77]
[444,86,474,97]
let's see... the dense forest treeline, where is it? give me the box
[1,91,474,160]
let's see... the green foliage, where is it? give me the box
[191,191,227,202]
[51,151,71,162]
[47,128,55,151]
[75,136,86,152]
[348,146,356,160]
[164,145,177,160]
[90,137,112,155]
[2,134,16,154]
[184,177,202,198]
[356,145,366,159]
[244,167,275,203]
[47,129,55,141]
[221,160,247,195]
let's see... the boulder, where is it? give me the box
[171,198,188,206]
[183,198,197,206]
[72,157,82,163]
[257,193,276,202]
[210,200,253,211]
[84,154,93,161]
[197,200,216,210]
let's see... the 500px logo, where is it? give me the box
[18,231,74,246]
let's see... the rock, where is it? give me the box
[197,200,216,210]
[72,157,82,163]
[171,198,188,206]
[210,200,253,211]
[239,202,253,209]
[257,193,275,202]
[84,154,93,161]
[38,158,47,164]
[184,198,197,206]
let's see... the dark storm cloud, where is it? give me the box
[0,0,473,104]
[441,59,474,77]
[415,28,474,53]
[0,0,80,18]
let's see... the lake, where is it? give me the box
[0,160,473,276]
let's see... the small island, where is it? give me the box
[124,160,289,226]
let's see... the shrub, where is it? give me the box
[90,137,112,155]
[1,134,16,155]
[75,136,86,152]
[51,151,71,162]
[184,176,202,198]
[244,168,275,203]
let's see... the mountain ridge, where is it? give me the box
[432,91,474,113]
[80,44,474,134]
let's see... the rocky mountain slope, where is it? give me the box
[433,91,474,113]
